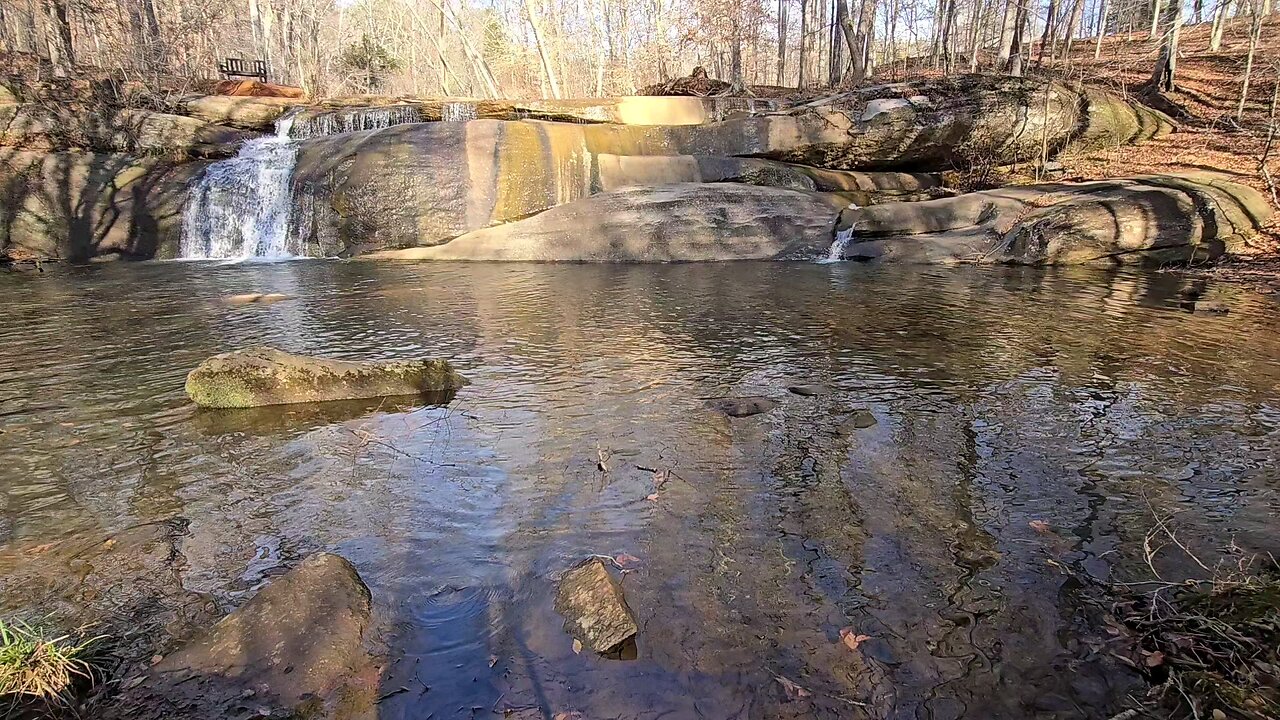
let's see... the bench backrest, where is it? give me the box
[217,58,269,82]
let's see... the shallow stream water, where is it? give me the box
[1,261,1279,719]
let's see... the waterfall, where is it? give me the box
[285,105,425,139]
[441,102,478,122]
[179,113,302,260]
[818,205,859,264]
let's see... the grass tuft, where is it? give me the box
[0,618,107,712]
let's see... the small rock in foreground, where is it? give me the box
[707,396,778,417]
[554,558,638,654]
[843,410,878,430]
[185,345,468,408]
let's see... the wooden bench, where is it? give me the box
[217,58,269,83]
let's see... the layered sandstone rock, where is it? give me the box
[0,104,254,156]
[836,174,1272,266]
[366,183,846,262]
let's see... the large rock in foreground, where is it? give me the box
[107,553,374,720]
[555,558,639,654]
[185,346,468,408]
[838,174,1272,266]
[367,183,845,262]
[0,150,202,262]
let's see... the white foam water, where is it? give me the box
[178,115,301,260]
[286,105,424,139]
[817,204,859,264]
[441,102,478,122]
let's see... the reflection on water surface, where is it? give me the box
[1,261,1278,719]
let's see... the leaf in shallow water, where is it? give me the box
[1029,520,1052,533]
[646,493,659,501]
[615,553,642,567]
[572,638,582,654]
[775,675,811,701]
[839,627,872,652]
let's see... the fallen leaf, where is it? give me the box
[838,627,872,652]
[775,675,811,701]
[646,493,659,501]
[572,638,582,655]
[653,470,669,488]
[1144,650,1166,668]
[615,553,642,567]
[1028,520,1052,533]
[488,654,499,667]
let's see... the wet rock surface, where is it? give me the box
[185,346,468,408]
[707,396,779,417]
[554,559,638,654]
[838,173,1273,266]
[787,384,833,397]
[365,184,843,262]
[0,104,255,156]
[106,553,374,720]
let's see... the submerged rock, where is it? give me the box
[108,553,373,720]
[837,174,1273,266]
[555,558,638,654]
[185,346,468,408]
[366,184,843,262]
[707,396,779,418]
[787,384,833,397]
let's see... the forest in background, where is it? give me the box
[0,0,1275,101]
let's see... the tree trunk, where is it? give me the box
[1237,0,1263,118]
[1210,0,1227,49]
[1061,0,1085,58]
[938,0,957,71]
[1194,0,1204,23]
[1036,0,1057,66]
[41,0,74,74]
[777,0,788,85]
[997,0,1018,64]
[798,0,808,86]
[831,0,848,84]
[1094,0,1108,57]
[525,0,561,98]
[1006,0,1028,74]
[1149,0,1161,37]
[1150,0,1181,90]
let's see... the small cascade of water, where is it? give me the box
[441,102,478,122]
[286,105,425,139]
[818,205,859,264]
[178,115,301,260]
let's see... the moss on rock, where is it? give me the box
[185,346,469,408]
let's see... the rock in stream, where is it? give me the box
[554,558,638,654]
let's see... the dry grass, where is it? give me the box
[0,619,107,714]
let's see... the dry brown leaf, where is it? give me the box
[615,553,642,567]
[1144,650,1166,668]
[1028,519,1052,533]
[838,627,872,652]
[775,675,811,701]
[572,638,582,655]
[646,493,659,501]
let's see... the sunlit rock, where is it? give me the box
[364,184,843,262]
[0,104,254,156]
[555,558,638,654]
[107,553,374,720]
[185,346,468,408]
[836,173,1272,266]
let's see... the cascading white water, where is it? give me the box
[179,114,301,260]
[818,204,859,264]
[441,102,478,122]
[285,105,424,139]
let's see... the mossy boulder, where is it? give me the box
[185,346,468,408]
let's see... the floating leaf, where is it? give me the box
[1028,520,1052,533]
[646,493,659,501]
[572,638,582,655]
[838,627,872,652]
[615,553,642,567]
